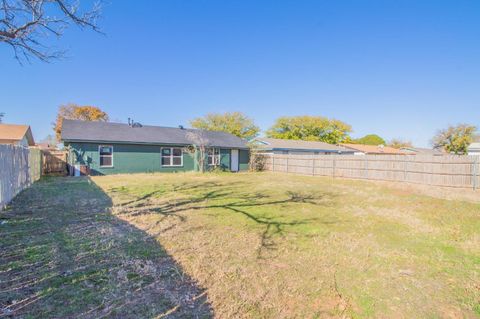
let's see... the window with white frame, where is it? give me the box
[161,147,183,166]
[99,145,113,167]
[207,148,220,166]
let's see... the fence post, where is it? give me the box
[364,156,368,179]
[473,156,478,191]
[286,155,289,173]
[333,156,336,178]
[272,154,275,172]
[312,155,315,176]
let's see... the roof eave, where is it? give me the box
[62,138,247,149]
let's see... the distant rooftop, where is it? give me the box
[0,123,35,146]
[254,137,353,153]
[468,143,480,150]
[341,143,409,155]
[400,146,445,155]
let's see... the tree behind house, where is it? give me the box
[389,138,413,149]
[190,112,259,140]
[266,116,352,144]
[432,124,477,154]
[54,104,109,140]
[353,134,386,145]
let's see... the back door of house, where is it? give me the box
[231,149,239,172]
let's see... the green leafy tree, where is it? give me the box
[388,138,413,149]
[190,112,259,140]
[266,116,352,144]
[432,124,477,154]
[352,134,386,145]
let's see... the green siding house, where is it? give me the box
[61,120,249,175]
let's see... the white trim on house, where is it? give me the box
[161,147,184,167]
[468,143,480,156]
[231,149,239,172]
[207,148,220,166]
[99,145,114,168]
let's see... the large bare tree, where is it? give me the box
[1,0,101,62]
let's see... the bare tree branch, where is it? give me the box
[1,0,102,63]
[185,130,212,173]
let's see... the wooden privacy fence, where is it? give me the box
[42,150,68,175]
[0,145,42,210]
[263,153,480,190]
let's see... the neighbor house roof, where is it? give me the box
[254,137,354,153]
[468,143,480,151]
[341,143,409,155]
[399,147,444,156]
[61,120,248,149]
[0,124,35,146]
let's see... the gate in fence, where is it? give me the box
[42,150,68,175]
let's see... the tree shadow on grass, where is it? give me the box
[115,181,342,260]
[0,177,212,319]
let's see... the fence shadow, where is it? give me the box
[0,177,212,318]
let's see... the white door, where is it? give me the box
[231,149,239,172]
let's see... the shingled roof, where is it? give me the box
[341,143,410,155]
[0,124,35,146]
[254,137,354,153]
[61,120,248,149]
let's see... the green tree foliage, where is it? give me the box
[190,112,259,140]
[432,124,477,154]
[266,116,352,144]
[388,138,413,149]
[352,134,386,145]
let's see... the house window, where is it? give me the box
[207,148,220,166]
[99,145,113,167]
[161,147,183,167]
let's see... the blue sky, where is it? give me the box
[1,0,479,147]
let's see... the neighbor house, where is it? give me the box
[61,120,249,175]
[468,143,480,156]
[0,123,35,147]
[399,146,444,156]
[253,137,355,155]
[341,143,410,155]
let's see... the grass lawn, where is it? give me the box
[1,172,479,318]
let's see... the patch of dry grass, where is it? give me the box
[2,173,478,318]
[92,172,480,318]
